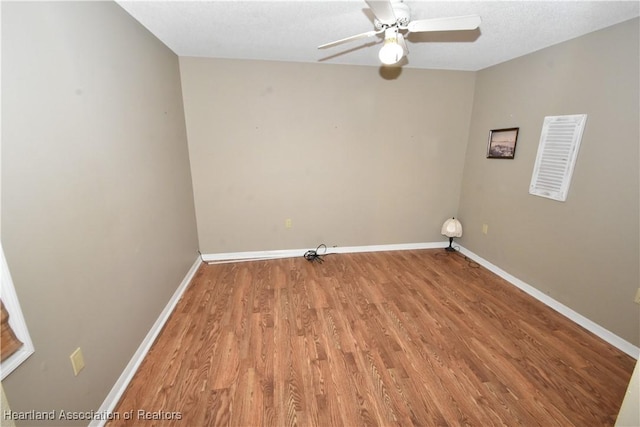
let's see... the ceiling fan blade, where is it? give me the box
[407,15,481,33]
[397,32,408,55]
[318,29,383,49]
[365,0,397,25]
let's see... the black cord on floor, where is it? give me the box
[436,245,480,268]
[304,243,328,263]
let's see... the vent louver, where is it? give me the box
[529,114,587,202]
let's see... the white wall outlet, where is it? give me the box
[634,288,640,305]
[285,218,292,229]
[482,224,489,235]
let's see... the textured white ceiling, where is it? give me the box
[116,1,639,71]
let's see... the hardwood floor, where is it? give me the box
[108,249,635,426]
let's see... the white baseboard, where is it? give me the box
[458,246,640,359]
[89,256,202,427]
[201,241,448,263]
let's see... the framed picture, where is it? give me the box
[487,127,519,159]
[1,243,34,379]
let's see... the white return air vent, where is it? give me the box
[529,114,587,202]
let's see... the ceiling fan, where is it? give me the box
[318,0,481,66]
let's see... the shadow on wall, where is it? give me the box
[379,65,403,80]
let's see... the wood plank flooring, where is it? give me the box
[107,249,635,426]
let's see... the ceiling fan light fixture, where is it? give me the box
[378,28,404,65]
[318,0,482,67]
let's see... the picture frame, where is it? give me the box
[487,127,519,159]
[1,243,34,379]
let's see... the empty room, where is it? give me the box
[1,1,639,426]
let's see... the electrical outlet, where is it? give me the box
[285,219,292,229]
[634,288,640,305]
[70,347,85,376]
[482,224,489,235]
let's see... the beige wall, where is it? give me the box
[180,58,476,253]
[1,2,198,424]
[458,18,639,345]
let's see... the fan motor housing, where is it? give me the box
[374,2,411,29]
